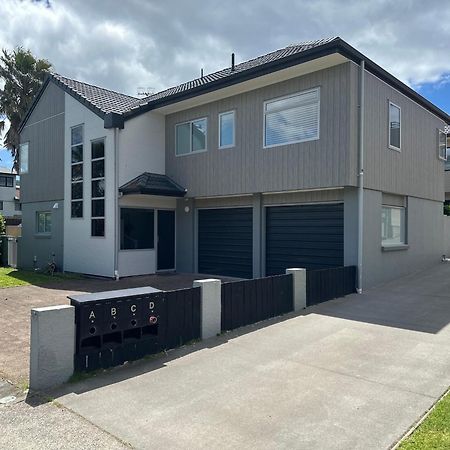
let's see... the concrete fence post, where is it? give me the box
[30,305,75,391]
[193,279,221,339]
[286,268,307,311]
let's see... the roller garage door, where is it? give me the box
[265,203,344,275]
[198,208,253,278]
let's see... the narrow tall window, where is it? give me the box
[36,211,52,234]
[446,135,450,171]
[264,88,320,148]
[71,125,83,218]
[388,102,401,150]
[91,139,105,237]
[438,129,447,162]
[19,142,29,174]
[219,111,235,148]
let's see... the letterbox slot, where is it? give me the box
[123,328,141,341]
[80,335,101,350]
[102,331,122,347]
[142,324,158,336]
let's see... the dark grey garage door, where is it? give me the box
[266,203,344,275]
[198,208,253,278]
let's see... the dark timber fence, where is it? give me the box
[221,274,293,332]
[306,266,356,306]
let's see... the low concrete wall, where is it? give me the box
[30,305,75,391]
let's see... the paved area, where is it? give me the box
[48,264,450,449]
[0,272,235,385]
[0,379,129,449]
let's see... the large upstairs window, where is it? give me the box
[71,125,83,218]
[175,118,207,155]
[264,87,320,148]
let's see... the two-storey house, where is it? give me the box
[18,37,449,289]
[0,170,21,235]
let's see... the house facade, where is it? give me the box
[0,170,21,235]
[18,37,449,288]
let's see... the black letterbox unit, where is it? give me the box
[69,287,162,372]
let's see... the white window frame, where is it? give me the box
[70,124,84,219]
[19,142,29,174]
[263,87,320,149]
[175,117,208,156]
[381,205,406,246]
[36,211,52,234]
[91,138,106,237]
[218,110,236,149]
[438,129,447,161]
[388,101,401,152]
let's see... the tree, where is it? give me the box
[0,214,6,235]
[0,47,51,170]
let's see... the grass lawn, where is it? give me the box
[0,267,82,288]
[399,389,450,449]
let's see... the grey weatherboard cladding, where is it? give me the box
[198,208,253,278]
[265,203,344,275]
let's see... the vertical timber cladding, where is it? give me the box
[265,203,344,275]
[198,208,253,278]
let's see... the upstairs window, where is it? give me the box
[71,125,83,218]
[91,138,105,237]
[446,136,450,171]
[219,111,235,148]
[175,118,207,155]
[0,176,14,187]
[388,102,401,150]
[438,129,447,162]
[19,142,29,174]
[264,88,320,148]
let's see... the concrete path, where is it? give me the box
[53,264,450,449]
[0,379,129,449]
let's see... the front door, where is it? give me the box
[157,210,175,271]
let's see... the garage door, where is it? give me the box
[265,203,344,275]
[198,208,253,278]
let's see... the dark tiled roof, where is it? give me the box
[119,172,186,197]
[128,37,338,111]
[20,37,450,131]
[51,73,139,114]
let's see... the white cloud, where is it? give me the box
[0,0,449,98]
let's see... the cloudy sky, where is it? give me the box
[1,0,450,168]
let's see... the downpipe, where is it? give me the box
[357,60,365,294]
[113,127,120,281]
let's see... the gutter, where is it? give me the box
[357,60,365,293]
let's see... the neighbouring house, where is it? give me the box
[0,170,22,236]
[18,37,449,289]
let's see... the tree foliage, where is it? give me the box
[0,47,51,170]
[0,214,6,235]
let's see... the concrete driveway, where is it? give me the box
[0,272,235,385]
[52,264,450,449]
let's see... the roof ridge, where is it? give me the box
[131,37,340,107]
[51,72,138,100]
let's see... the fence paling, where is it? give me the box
[306,266,356,306]
[221,274,293,332]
